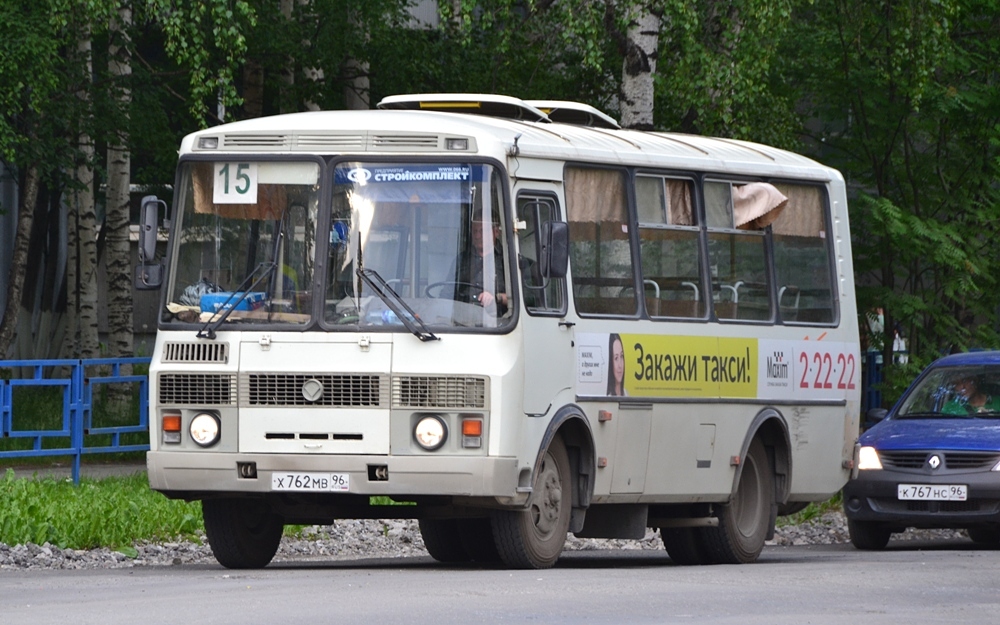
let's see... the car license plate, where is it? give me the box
[897,484,967,501]
[271,472,349,492]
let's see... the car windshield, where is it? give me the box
[896,366,1000,418]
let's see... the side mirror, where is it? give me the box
[865,408,888,427]
[139,195,164,262]
[135,195,166,290]
[540,221,568,279]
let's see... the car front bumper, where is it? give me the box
[843,468,1000,528]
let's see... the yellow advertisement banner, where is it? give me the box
[621,334,758,398]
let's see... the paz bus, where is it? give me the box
[136,93,861,570]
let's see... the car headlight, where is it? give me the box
[189,413,221,447]
[858,446,883,470]
[414,415,447,451]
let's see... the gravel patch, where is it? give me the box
[0,512,970,570]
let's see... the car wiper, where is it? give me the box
[356,267,438,342]
[898,411,973,419]
[197,260,279,340]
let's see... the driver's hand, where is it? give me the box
[478,291,495,307]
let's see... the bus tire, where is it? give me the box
[458,517,502,562]
[492,436,571,569]
[847,519,891,550]
[660,527,712,565]
[202,498,283,569]
[701,438,774,564]
[418,519,471,562]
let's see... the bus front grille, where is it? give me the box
[162,341,229,364]
[392,376,487,409]
[159,373,237,406]
[241,373,388,407]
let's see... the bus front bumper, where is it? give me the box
[146,450,520,499]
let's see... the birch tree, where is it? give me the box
[105,4,134,363]
[70,22,101,360]
[0,1,65,358]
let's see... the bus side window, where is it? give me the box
[564,167,637,316]
[705,181,772,322]
[636,175,706,319]
[516,194,565,314]
[770,183,836,324]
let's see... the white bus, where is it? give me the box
[137,93,861,570]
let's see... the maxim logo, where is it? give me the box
[766,351,789,380]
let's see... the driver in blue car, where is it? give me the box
[448,210,508,314]
[942,374,1000,415]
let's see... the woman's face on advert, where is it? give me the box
[612,339,625,383]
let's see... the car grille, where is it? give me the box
[880,450,1000,470]
[870,498,1000,515]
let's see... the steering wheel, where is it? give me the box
[424,281,483,300]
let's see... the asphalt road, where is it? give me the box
[2,540,997,625]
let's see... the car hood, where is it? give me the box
[862,418,1000,452]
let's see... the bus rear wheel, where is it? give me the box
[458,517,502,562]
[493,436,571,569]
[202,497,283,569]
[418,518,471,563]
[661,527,712,565]
[701,438,774,564]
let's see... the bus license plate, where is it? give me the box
[897,484,967,501]
[271,472,349,492]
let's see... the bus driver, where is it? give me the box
[447,210,508,315]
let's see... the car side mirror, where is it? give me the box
[865,408,888,427]
[539,221,568,279]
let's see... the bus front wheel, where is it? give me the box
[493,436,571,569]
[701,438,774,564]
[202,498,283,569]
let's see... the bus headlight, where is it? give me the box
[414,415,447,451]
[857,446,883,470]
[190,413,221,447]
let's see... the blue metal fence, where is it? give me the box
[0,358,151,483]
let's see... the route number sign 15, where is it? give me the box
[214,162,258,204]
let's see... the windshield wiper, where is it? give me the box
[898,411,973,419]
[197,221,285,340]
[356,267,438,342]
[197,260,279,339]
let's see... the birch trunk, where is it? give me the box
[73,25,100,359]
[105,5,134,369]
[0,164,39,359]
[619,4,661,130]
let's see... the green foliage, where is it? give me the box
[776,492,843,527]
[780,0,1000,403]
[144,0,256,123]
[0,471,202,549]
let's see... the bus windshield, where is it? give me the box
[162,159,513,332]
[325,162,512,331]
[163,160,321,327]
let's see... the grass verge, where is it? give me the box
[0,471,413,552]
[777,492,844,527]
[0,470,202,552]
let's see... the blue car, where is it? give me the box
[843,351,1000,550]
